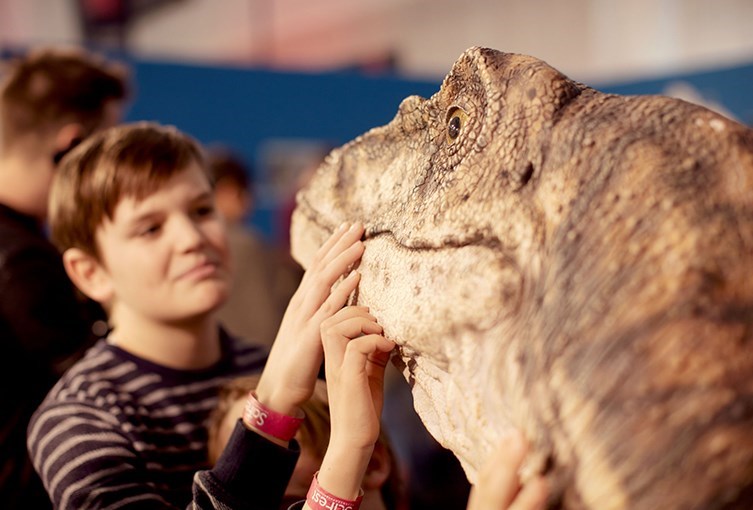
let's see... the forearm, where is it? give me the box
[311,443,374,504]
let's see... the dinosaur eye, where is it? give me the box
[446,107,468,143]
[448,116,461,138]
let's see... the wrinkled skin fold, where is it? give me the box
[290,47,753,509]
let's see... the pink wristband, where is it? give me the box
[242,391,304,442]
[306,472,363,510]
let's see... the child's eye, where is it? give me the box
[194,204,216,218]
[138,224,161,237]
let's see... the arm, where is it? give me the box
[305,306,395,507]
[193,421,300,510]
[251,222,366,443]
[200,223,368,508]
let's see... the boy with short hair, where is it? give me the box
[27,121,367,509]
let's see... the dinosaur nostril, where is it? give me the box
[519,162,534,188]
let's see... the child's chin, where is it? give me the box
[188,288,231,316]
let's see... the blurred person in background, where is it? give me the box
[207,147,297,347]
[0,46,129,508]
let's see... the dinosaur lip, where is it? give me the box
[295,195,496,252]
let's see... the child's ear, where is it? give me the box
[363,441,392,491]
[52,123,84,164]
[54,123,83,152]
[62,248,113,303]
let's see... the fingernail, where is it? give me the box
[338,222,349,231]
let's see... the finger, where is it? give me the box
[327,267,362,304]
[340,334,395,379]
[320,305,374,331]
[325,238,365,280]
[307,270,361,324]
[313,226,365,291]
[300,243,364,316]
[311,222,365,275]
[366,344,394,411]
[291,222,363,312]
[366,345,393,371]
[321,315,383,358]
[322,316,383,343]
[472,430,528,508]
[297,223,349,292]
[509,477,548,510]
[305,221,351,272]
[321,317,383,377]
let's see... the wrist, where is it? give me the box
[253,384,301,417]
[316,444,373,501]
[306,471,364,510]
[241,391,304,444]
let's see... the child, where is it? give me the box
[27,121,367,509]
[207,374,407,510]
[0,46,129,507]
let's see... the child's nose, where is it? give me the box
[174,216,206,251]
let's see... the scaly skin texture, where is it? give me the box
[290,47,753,509]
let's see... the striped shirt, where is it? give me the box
[27,329,268,509]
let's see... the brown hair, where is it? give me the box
[208,374,407,510]
[206,147,253,193]
[0,46,129,147]
[49,122,206,258]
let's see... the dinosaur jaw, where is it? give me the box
[291,206,524,480]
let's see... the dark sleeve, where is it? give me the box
[0,246,101,369]
[191,420,300,510]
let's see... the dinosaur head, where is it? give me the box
[291,47,583,478]
[291,46,753,509]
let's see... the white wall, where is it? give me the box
[0,0,81,47]
[394,0,753,82]
[1,0,752,83]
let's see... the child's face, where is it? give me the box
[94,162,231,324]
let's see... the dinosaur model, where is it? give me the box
[290,46,753,509]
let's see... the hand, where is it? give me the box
[316,305,395,501]
[256,222,365,420]
[466,430,548,510]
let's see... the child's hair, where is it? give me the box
[49,121,206,259]
[208,374,407,510]
[0,46,129,147]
